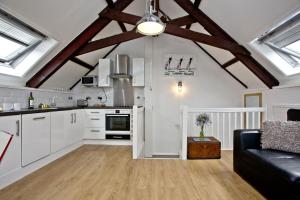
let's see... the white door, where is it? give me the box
[0,115,21,177]
[51,111,66,153]
[22,113,50,166]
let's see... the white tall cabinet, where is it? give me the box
[132,58,145,87]
[98,59,113,87]
[0,115,21,177]
[22,113,51,166]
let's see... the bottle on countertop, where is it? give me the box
[28,92,34,109]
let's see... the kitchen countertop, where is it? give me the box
[0,106,134,117]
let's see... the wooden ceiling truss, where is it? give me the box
[26,0,279,89]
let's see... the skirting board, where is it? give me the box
[84,139,132,146]
[0,142,83,189]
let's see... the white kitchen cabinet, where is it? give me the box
[0,115,21,177]
[98,59,113,87]
[84,109,105,139]
[22,113,51,166]
[71,110,84,144]
[132,58,145,87]
[51,111,67,153]
[84,128,105,140]
[51,110,84,153]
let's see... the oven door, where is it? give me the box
[105,114,130,134]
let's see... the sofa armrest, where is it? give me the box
[234,129,262,152]
[233,129,262,171]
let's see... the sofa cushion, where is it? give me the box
[245,149,300,184]
[261,121,300,154]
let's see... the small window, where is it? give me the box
[0,9,57,77]
[251,12,300,76]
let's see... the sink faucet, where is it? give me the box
[50,96,56,107]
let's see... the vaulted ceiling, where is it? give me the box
[1,0,299,89]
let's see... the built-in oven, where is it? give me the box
[105,109,131,140]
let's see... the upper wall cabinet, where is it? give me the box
[98,59,113,87]
[132,58,145,87]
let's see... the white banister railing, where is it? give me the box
[180,106,266,160]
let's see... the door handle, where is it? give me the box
[91,130,100,133]
[74,113,77,123]
[91,118,100,120]
[16,120,20,136]
[71,113,74,124]
[33,117,46,120]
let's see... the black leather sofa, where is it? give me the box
[234,129,300,200]
[234,109,300,199]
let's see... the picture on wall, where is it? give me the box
[164,54,195,76]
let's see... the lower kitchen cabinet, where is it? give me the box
[51,110,84,153]
[84,110,105,139]
[22,113,51,166]
[84,128,105,139]
[0,115,21,177]
[51,111,66,153]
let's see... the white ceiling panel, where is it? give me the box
[199,43,235,65]
[92,21,122,41]
[40,61,88,90]
[77,46,114,66]
[227,62,267,89]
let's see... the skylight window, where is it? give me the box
[0,9,57,77]
[250,12,300,76]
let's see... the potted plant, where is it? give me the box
[196,113,211,138]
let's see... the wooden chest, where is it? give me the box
[187,137,221,159]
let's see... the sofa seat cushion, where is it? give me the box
[244,149,300,184]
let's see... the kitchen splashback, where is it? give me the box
[113,79,134,106]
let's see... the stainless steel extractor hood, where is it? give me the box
[110,54,132,79]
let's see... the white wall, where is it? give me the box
[150,34,244,155]
[243,86,300,121]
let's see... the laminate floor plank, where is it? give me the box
[0,145,264,200]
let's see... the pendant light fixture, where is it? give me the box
[136,0,165,36]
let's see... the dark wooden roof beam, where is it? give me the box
[222,58,239,68]
[165,24,249,55]
[70,57,94,70]
[76,30,144,56]
[186,0,202,29]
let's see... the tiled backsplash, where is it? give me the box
[0,84,144,111]
[73,86,113,107]
[0,86,74,110]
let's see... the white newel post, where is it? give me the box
[181,105,188,160]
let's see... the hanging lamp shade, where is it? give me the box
[136,1,165,36]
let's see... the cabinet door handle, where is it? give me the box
[16,120,20,136]
[91,130,100,133]
[74,113,77,123]
[91,118,100,120]
[33,117,46,120]
[112,136,123,139]
[71,113,74,124]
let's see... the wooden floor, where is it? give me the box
[0,145,264,200]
